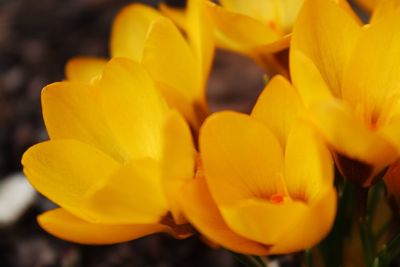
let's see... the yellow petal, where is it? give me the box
[284,121,334,202]
[219,0,277,27]
[253,34,291,55]
[200,111,284,206]
[278,0,304,33]
[180,177,270,255]
[65,57,107,83]
[289,50,333,107]
[220,198,309,246]
[291,0,361,97]
[268,187,337,254]
[38,208,174,244]
[251,75,302,149]
[157,83,202,130]
[99,58,168,161]
[311,99,397,168]
[207,2,279,55]
[159,3,187,30]
[42,81,126,162]
[371,0,400,23]
[21,140,120,221]
[162,111,196,224]
[84,159,168,224]
[142,17,201,102]
[342,11,400,123]
[220,187,336,253]
[110,3,162,60]
[186,0,215,87]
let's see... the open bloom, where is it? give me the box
[290,0,400,186]
[21,58,196,244]
[162,0,301,74]
[163,0,357,76]
[179,76,336,255]
[66,0,214,129]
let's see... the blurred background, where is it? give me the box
[0,0,273,266]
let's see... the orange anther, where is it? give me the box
[270,193,284,204]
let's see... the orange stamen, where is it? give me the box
[268,20,277,30]
[270,193,284,204]
[370,121,378,131]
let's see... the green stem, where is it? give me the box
[357,187,375,267]
[305,249,314,267]
[374,230,400,266]
[318,180,354,267]
[230,252,266,267]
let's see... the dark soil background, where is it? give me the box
[0,0,280,266]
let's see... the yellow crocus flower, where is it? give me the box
[66,0,214,130]
[179,76,336,255]
[162,0,356,76]
[21,58,196,244]
[290,0,400,187]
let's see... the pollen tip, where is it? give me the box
[270,193,284,204]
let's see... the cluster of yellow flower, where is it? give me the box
[21,0,400,265]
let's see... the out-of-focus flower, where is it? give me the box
[22,58,196,244]
[179,76,336,255]
[162,0,297,75]
[290,0,400,186]
[66,0,214,129]
[162,0,355,76]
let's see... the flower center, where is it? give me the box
[369,111,380,131]
[268,20,277,30]
[269,193,284,204]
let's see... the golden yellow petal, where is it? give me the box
[220,198,309,246]
[253,34,291,55]
[186,0,215,87]
[200,111,284,206]
[371,0,400,23]
[38,208,174,244]
[42,81,126,162]
[157,83,202,130]
[289,50,333,107]
[22,140,120,222]
[219,0,277,26]
[277,0,304,33]
[251,75,302,149]
[221,187,336,253]
[291,0,361,97]
[99,58,168,161]
[65,57,107,83]
[342,10,400,127]
[180,177,270,255]
[159,3,187,30]
[207,2,279,55]
[83,159,168,224]
[311,99,398,168]
[162,111,196,224]
[268,187,337,254]
[142,17,201,102]
[110,3,162,61]
[284,121,334,202]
